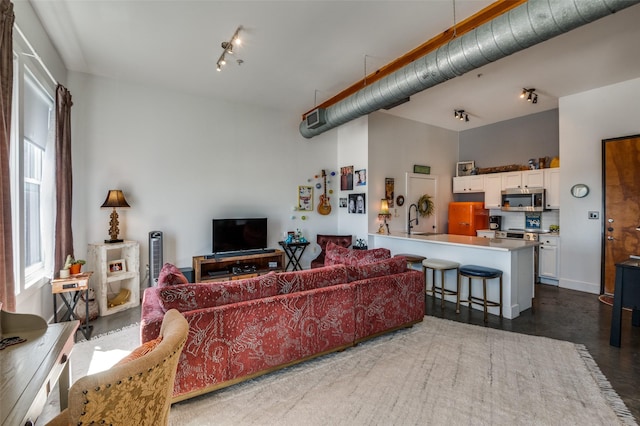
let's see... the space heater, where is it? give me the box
[149,231,163,287]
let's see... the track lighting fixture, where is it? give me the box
[216,26,242,72]
[454,109,469,122]
[520,88,538,104]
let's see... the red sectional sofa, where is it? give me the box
[141,248,424,402]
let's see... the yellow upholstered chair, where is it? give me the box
[46,309,188,426]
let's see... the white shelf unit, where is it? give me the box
[88,241,140,316]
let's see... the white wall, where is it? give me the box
[559,77,640,293]
[336,116,369,242]
[368,112,459,235]
[69,72,338,280]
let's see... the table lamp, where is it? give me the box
[377,199,391,234]
[101,189,130,243]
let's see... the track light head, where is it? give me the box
[216,26,243,73]
[521,88,538,104]
[454,109,469,122]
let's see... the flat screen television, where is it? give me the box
[212,218,268,254]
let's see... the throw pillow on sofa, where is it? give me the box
[157,263,189,287]
[324,242,391,266]
[345,256,407,282]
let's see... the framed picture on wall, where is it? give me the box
[339,198,347,208]
[456,161,475,177]
[340,166,354,190]
[355,169,367,186]
[348,193,366,214]
[385,178,395,208]
[298,186,313,211]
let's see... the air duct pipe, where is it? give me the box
[299,0,640,138]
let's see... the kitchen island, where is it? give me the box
[369,233,537,319]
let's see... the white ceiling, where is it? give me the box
[26,0,640,133]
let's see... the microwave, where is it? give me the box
[501,188,546,212]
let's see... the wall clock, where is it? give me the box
[396,195,405,206]
[570,184,589,198]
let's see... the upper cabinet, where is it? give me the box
[483,174,502,208]
[544,168,560,209]
[521,170,545,188]
[453,168,561,209]
[501,172,523,189]
[502,170,544,189]
[453,175,484,193]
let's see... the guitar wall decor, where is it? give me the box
[317,169,332,215]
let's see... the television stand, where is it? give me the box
[193,250,285,282]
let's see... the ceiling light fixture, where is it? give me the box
[521,88,538,104]
[454,109,469,122]
[216,26,242,72]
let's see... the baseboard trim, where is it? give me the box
[559,278,599,294]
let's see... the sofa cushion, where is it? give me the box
[158,272,278,312]
[157,263,189,287]
[324,242,391,266]
[345,256,407,282]
[276,264,348,294]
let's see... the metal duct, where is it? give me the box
[299,0,640,138]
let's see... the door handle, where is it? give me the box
[608,236,614,240]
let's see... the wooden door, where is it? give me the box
[602,135,640,294]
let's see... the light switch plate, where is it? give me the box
[588,211,599,219]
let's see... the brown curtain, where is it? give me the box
[0,0,15,311]
[54,85,74,274]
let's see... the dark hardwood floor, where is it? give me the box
[80,283,640,421]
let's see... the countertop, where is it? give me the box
[371,232,539,251]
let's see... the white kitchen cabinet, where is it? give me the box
[544,168,560,209]
[453,175,484,193]
[521,170,545,188]
[501,170,544,190]
[538,234,559,284]
[501,172,522,189]
[483,174,502,208]
[88,240,140,316]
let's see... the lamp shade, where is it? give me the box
[101,190,130,208]
[379,199,390,215]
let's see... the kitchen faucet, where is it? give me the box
[408,203,419,235]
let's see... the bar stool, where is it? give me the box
[395,253,426,271]
[422,259,460,309]
[457,265,503,322]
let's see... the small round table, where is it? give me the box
[278,241,310,271]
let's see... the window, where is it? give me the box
[11,42,56,296]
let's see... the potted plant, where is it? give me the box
[64,255,86,275]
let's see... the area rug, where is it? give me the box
[47,318,636,426]
[599,294,632,311]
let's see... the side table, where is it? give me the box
[278,241,310,271]
[610,260,640,347]
[52,272,94,340]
